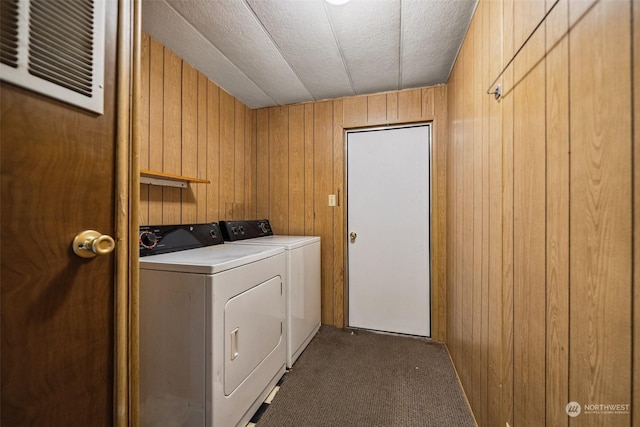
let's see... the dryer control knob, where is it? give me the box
[140,232,158,248]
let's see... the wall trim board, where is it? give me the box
[444,343,480,427]
[341,114,437,130]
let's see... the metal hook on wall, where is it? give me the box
[489,84,502,100]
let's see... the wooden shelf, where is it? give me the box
[140,169,210,188]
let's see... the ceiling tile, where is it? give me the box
[401,0,477,87]
[246,0,354,101]
[326,0,401,95]
[166,0,313,106]
[142,0,476,108]
[142,0,275,108]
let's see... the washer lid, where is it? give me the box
[229,235,320,250]
[139,244,284,274]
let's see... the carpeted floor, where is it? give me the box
[254,326,476,427]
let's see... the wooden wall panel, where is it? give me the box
[304,104,315,236]
[148,39,164,174]
[454,56,464,371]
[544,1,569,425]
[512,21,546,427]
[367,94,387,123]
[288,105,305,235]
[256,108,269,219]
[461,37,474,400]
[162,49,182,224]
[422,87,435,118]
[139,32,150,225]
[255,86,448,331]
[479,5,490,426]
[245,108,257,219]
[332,100,345,328]
[513,0,546,55]
[386,92,398,121]
[140,36,448,338]
[432,85,448,343]
[342,96,367,125]
[569,2,632,425]
[486,1,503,425]
[233,100,246,220]
[219,90,235,221]
[313,101,335,324]
[181,62,198,223]
[471,13,483,421]
[206,80,220,222]
[501,0,515,424]
[140,35,256,226]
[148,38,164,225]
[446,65,457,361]
[269,107,289,233]
[634,2,639,424]
[446,1,636,426]
[451,36,465,383]
[447,58,460,367]
[445,71,454,354]
[398,88,422,120]
[196,72,208,223]
[568,0,597,27]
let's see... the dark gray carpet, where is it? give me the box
[255,326,476,427]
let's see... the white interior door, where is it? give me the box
[347,125,431,337]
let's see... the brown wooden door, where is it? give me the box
[1,2,120,425]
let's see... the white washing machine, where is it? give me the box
[139,223,286,427]
[220,220,321,368]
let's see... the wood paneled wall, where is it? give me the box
[138,33,446,338]
[446,0,637,426]
[139,33,256,225]
[634,1,640,422]
[256,87,448,339]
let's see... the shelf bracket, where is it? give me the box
[140,175,188,188]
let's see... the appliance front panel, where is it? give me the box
[289,241,322,364]
[140,269,206,426]
[224,276,283,395]
[210,252,286,427]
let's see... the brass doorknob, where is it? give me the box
[349,231,357,241]
[73,230,115,258]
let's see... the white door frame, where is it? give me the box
[344,123,433,337]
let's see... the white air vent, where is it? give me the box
[0,0,105,114]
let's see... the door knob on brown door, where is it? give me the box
[349,231,357,241]
[72,230,115,258]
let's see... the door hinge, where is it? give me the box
[280,322,283,334]
[280,282,283,295]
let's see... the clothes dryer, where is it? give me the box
[139,223,286,427]
[220,220,320,368]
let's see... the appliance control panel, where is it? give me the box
[139,223,224,257]
[219,219,273,241]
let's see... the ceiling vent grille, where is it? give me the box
[0,0,105,114]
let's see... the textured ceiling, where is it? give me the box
[142,0,477,109]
